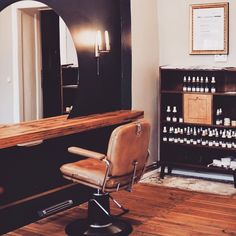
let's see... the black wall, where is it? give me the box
[0,0,131,116]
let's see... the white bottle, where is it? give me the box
[166,106,171,122]
[187,76,192,92]
[183,76,187,92]
[210,76,216,93]
[204,77,209,93]
[172,106,177,122]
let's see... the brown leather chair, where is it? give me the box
[60,119,150,236]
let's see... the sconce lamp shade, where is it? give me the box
[95,30,110,57]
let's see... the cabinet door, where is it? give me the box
[184,94,212,124]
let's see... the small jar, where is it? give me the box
[224,118,231,126]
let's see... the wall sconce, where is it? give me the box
[95,30,111,76]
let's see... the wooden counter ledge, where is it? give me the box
[0,110,143,149]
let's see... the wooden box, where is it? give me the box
[183,94,212,124]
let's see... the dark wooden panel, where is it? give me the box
[184,93,213,124]
[120,0,132,109]
[40,10,62,117]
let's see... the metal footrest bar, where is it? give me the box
[38,200,73,217]
[109,195,129,217]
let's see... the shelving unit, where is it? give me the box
[159,66,236,187]
[61,66,79,114]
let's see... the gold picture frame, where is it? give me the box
[190,2,229,55]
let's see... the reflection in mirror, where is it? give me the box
[0,0,78,124]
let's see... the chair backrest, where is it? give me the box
[106,119,150,177]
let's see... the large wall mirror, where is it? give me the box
[0,0,79,124]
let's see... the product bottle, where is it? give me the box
[179,128,184,143]
[192,127,198,145]
[215,109,220,125]
[166,106,171,122]
[219,108,223,125]
[204,77,209,93]
[183,76,187,92]
[226,130,232,148]
[221,130,227,148]
[168,127,174,142]
[187,76,192,92]
[162,126,168,142]
[172,106,177,122]
[208,130,213,147]
[192,77,196,92]
[197,127,202,144]
[190,127,194,144]
[186,127,191,144]
[201,129,207,146]
[214,129,219,147]
[196,76,200,92]
[200,76,204,92]
[210,76,216,93]
[174,128,179,143]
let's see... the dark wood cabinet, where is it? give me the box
[159,66,236,187]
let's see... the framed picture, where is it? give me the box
[190,2,229,55]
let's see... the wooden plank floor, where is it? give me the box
[6,183,236,236]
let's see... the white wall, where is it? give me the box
[0,6,14,124]
[131,0,236,165]
[0,2,45,124]
[158,0,236,67]
[131,0,159,165]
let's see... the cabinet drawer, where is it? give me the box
[183,94,212,124]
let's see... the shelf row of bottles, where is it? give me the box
[162,125,236,149]
[161,90,236,96]
[165,105,236,127]
[183,76,216,93]
[165,106,183,123]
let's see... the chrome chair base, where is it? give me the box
[65,218,132,236]
[65,192,132,236]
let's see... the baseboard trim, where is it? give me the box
[144,162,159,173]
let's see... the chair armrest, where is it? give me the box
[68,146,106,160]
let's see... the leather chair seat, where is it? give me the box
[61,158,106,187]
[61,158,144,192]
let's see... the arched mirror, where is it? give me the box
[0,0,79,124]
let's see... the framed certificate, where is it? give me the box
[190,2,229,55]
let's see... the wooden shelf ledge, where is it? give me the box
[0,110,144,149]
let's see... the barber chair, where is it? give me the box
[60,119,150,236]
